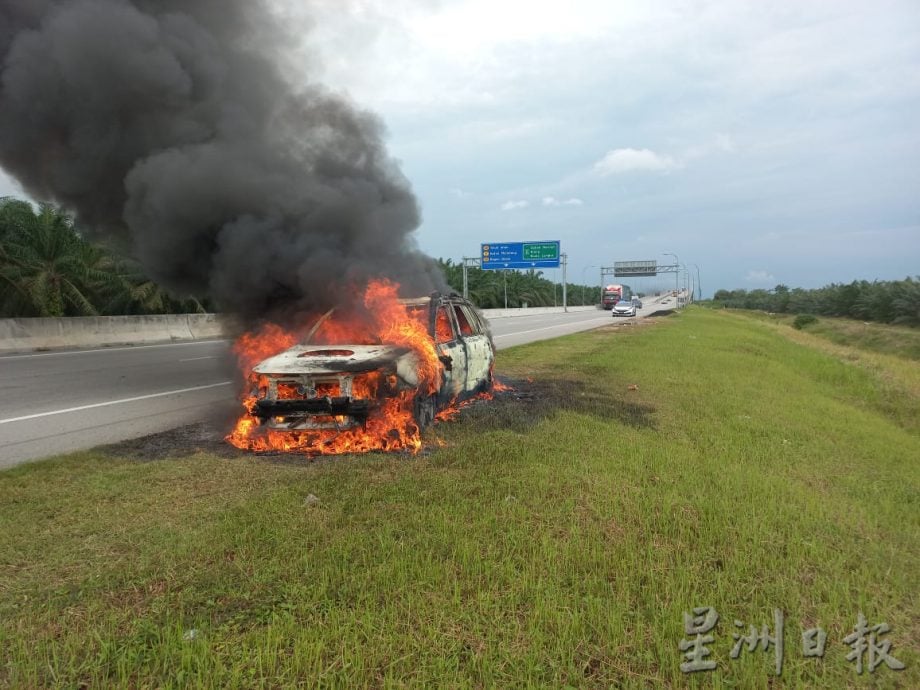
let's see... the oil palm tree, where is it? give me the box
[515,269,554,307]
[103,255,172,315]
[0,201,116,317]
[468,270,504,308]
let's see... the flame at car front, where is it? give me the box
[226,279,444,455]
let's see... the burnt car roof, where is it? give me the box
[399,292,468,305]
[253,344,412,374]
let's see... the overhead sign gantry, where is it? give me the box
[599,259,687,307]
[613,260,658,277]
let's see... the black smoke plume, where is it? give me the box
[0,0,445,323]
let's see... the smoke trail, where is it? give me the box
[0,0,444,321]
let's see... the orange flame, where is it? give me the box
[492,379,513,393]
[232,323,299,373]
[226,279,452,456]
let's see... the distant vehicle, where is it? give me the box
[601,284,624,310]
[631,297,643,309]
[611,299,637,317]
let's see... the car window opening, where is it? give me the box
[435,306,454,343]
[453,305,474,337]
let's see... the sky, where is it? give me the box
[2,0,918,297]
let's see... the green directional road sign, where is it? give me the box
[522,242,560,261]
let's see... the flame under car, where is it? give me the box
[247,294,495,433]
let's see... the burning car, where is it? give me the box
[227,283,495,455]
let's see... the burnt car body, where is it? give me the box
[249,293,494,431]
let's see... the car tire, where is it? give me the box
[413,393,437,430]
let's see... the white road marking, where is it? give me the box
[179,356,217,362]
[0,382,233,425]
[0,340,230,360]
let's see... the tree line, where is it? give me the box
[0,198,209,317]
[10,198,915,324]
[711,280,920,326]
[1,198,604,318]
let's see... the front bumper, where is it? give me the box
[254,397,373,430]
[255,396,371,418]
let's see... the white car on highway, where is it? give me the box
[611,299,637,317]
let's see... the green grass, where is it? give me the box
[1,308,918,688]
[803,317,920,361]
[742,310,920,361]
[731,310,920,436]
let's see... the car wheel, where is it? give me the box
[413,393,437,429]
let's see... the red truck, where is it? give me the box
[601,284,624,310]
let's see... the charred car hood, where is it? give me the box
[253,344,412,375]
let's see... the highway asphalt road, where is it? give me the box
[0,299,671,469]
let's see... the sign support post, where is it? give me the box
[461,257,481,300]
[562,253,568,312]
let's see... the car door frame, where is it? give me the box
[431,299,468,403]
[451,300,492,391]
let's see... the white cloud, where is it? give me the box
[593,148,680,175]
[746,270,776,284]
[483,118,552,141]
[684,133,737,161]
[449,187,472,199]
[542,196,584,206]
[714,133,736,154]
[296,1,660,112]
[500,199,529,211]
[287,1,920,292]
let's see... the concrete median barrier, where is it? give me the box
[480,305,599,319]
[0,314,226,353]
[0,306,597,353]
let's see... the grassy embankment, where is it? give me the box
[736,309,920,361]
[1,309,917,688]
